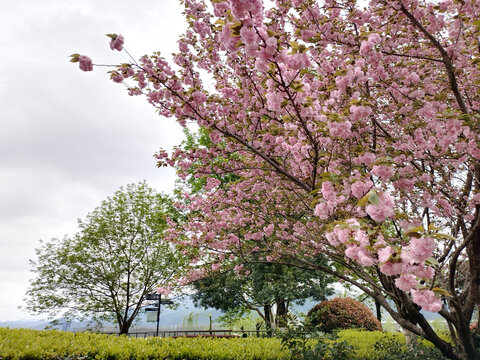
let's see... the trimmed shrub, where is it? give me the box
[307,297,382,333]
[0,328,288,360]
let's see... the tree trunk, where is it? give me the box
[275,299,288,328]
[119,319,130,335]
[374,298,381,323]
[118,312,135,335]
[460,219,480,360]
[264,304,273,337]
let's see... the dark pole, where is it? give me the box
[156,294,161,337]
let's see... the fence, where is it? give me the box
[104,329,271,338]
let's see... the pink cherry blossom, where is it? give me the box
[157,287,171,295]
[109,34,124,51]
[411,289,442,312]
[78,55,93,71]
[321,181,336,202]
[205,177,221,191]
[351,179,373,198]
[365,192,395,222]
[234,264,244,273]
[371,165,395,181]
[380,262,404,276]
[395,274,417,291]
[327,120,352,138]
[378,246,394,263]
[404,237,436,263]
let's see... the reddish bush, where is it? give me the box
[307,297,382,333]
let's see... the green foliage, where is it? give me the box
[369,332,447,360]
[24,182,186,334]
[0,328,288,360]
[280,323,356,360]
[192,261,333,328]
[175,127,241,195]
[307,297,382,333]
[280,325,447,360]
[337,329,447,359]
[182,311,213,330]
[0,327,451,360]
[217,310,261,330]
[336,329,405,359]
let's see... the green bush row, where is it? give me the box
[0,328,447,360]
[293,329,446,360]
[0,328,288,360]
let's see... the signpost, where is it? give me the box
[145,293,174,336]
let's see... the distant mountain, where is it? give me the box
[0,319,51,330]
[0,297,226,332]
[0,295,442,333]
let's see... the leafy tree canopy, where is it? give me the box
[192,260,333,328]
[25,182,186,334]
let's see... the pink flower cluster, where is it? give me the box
[326,219,379,266]
[157,286,172,296]
[326,218,440,312]
[351,179,373,198]
[109,34,124,51]
[205,177,221,191]
[359,33,381,56]
[229,0,263,21]
[327,120,352,138]
[78,55,93,72]
[403,237,436,264]
[411,289,442,312]
[365,191,395,222]
[314,181,347,220]
[371,165,395,181]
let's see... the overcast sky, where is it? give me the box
[0,1,187,321]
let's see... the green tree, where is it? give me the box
[25,182,185,334]
[191,261,333,331]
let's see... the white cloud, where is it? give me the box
[0,0,186,321]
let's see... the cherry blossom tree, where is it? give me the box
[74,1,480,358]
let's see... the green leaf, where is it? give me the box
[368,193,379,205]
[459,113,472,124]
[431,233,457,241]
[357,193,371,207]
[432,287,452,297]
[69,54,80,63]
[404,226,424,235]
[425,257,440,267]
[229,22,242,37]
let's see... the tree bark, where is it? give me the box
[264,304,273,337]
[275,299,288,328]
[374,299,381,323]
